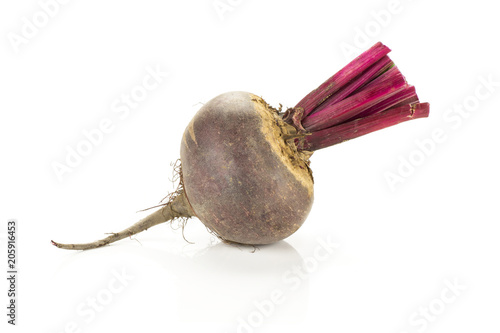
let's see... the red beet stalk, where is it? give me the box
[302,67,407,131]
[313,55,394,109]
[297,103,430,151]
[352,85,418,120]
[295,42,391,118]
[289,42,429,152]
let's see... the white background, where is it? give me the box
[1,0,499,332]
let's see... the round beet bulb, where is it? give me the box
[180,91,314,244]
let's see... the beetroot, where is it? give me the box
[180,91,313,244]
[52,42,429,250]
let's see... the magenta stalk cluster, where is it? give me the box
[286,42,429,151]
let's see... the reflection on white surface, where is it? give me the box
[177,241,309,324]
[134,240,309,325]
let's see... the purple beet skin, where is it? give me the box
[181,91,314,244]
